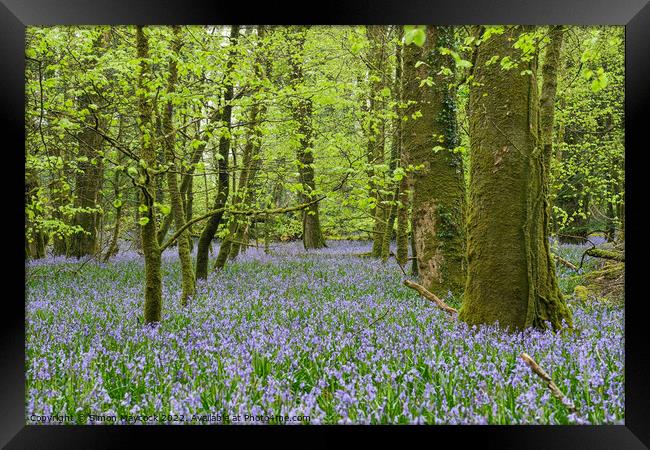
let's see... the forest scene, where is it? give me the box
[25,25,625,425]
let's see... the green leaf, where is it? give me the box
[138,217,150,226]
[412,29,426,47]
[138,204,148,213]
[113,199,123,208]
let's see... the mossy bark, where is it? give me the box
[162,26,195,306]
[458,26,572,331]
[195,25,239,280]
[403,26,467,296]
[540,25,563,245]
[288,26,326,250]
[137,26,163,324]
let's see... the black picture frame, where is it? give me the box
[3,0,648,447]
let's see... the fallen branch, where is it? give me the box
[553,254,578,271]
[520,352,577,414]
[403,280,458,316]
[585,248,625,262]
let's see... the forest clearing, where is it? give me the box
[25,25,624,425]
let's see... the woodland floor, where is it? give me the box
[25,240,624,424]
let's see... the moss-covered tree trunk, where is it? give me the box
[395,39,410,268]
[458,26,572,330]
[136,26,163,324]
[162,26,195,306]
[288,26,326,250]
[540,25,564,250]
[402,26,466,295]
[195,25,239,280]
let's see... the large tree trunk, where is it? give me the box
[403,26,467,296]
[458,26,572,330]
[163,26,195,306]
[195,25,239,280]
[137,26,163,324]
[288,26,326,250]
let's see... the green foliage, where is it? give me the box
[24,25,624,255]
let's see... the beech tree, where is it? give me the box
[288,26,326,250]
[403,26,467,296]
[136,26,163,324]
[458,26,572,330]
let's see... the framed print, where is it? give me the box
[3,0,649,447]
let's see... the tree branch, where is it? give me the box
[403,279,458,316]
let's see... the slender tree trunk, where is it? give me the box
[132,187,142,252]
[366,25,390,257]
[185,174,194,251]
[404,26,467,296]
[381,35,403,262]
[459,26,572,330]
[540,25,564,242]
[104,200,122,261]
[69,31,110,259]
[410,217,418,276]
[137,26,163,324]
[214,128,254,269]
[218,26,270,264]
[157,141,205,245]
[288,26,326,250]
[396,171,410,266]
[104,147,124,262]
[195,25,239,280]
[163,25,195,306]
